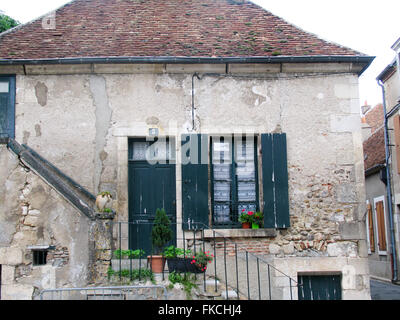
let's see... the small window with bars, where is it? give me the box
[211,135,258,227]
[32,250,48,266]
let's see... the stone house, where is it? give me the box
[0,0,374,299]
[362,103,393,280]
[375,36,400,285]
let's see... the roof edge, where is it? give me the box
[0,55,375,74]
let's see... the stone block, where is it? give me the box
[229,63,280,74]
[1,265,15,285]
[1,283,33,300]
[339,222,364,240]
[282,243,295,255]
[269,244,282,255]
[327,242,357,258]
[0,247,24,265]
[335,183,358,203]
[330,115,361,133]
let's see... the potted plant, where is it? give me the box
[190,251,214,273]
[252,211,264,229]
[164,245,197,273]
[149,208,173,273]
[95,191,113,212]
[239,209,255,229]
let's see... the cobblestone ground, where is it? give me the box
[370,279,400,300]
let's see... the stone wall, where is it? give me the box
[0,146,91,299]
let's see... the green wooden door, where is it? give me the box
[0,76,15,139]
[298,275,342,300]
[128,138,176,255]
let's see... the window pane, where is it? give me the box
[238,204,257,215]
[236,138,254,161]
[237,182,256,201]
[213,164,231,180]
[213,204,230,223]
[212,139,231,164]
[131,139,174,161]
[236,162,255,180]
[0,82,9,93]
[214,181,231,201]
[132,142,150,160]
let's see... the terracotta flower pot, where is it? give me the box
[147,255,165,273]
[242,222,251,229]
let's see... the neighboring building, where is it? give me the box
[376,36,400,285]
[0,0,374,299]
[362,103,392,280]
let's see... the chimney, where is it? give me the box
[361,100,371,115]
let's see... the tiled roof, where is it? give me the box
[0,0,366,60]
[363,127,385,172]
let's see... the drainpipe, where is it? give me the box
[378,79,399,283]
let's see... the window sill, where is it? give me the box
[202,228,277,239]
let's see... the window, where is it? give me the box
[32,250,48,266]
[366,201,375,254]
[374,196,388,255]
[0,75,16,141]
[181,133,290,230]
[211,135,258,227]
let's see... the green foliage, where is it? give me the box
[113,249,145,259]
[168,271,198,298]
[97,191,112,197]
[151,208,173,254]
[0,13,20,33]
[107,267,154,282]
[253,211,264,227]
[163,245,192,259]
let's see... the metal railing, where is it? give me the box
[113,221,300,300]
[39,285,168,300]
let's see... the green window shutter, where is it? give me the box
[181,134,209,230]
[261,133,290,228]
[0,75,15,140]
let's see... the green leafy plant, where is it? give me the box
[168,271,198,298]
[113,249,145,259]
[151,208,173,255]
[253,211,264,227]
[163,245,192,259]
[239,209,255,223]
[190,251,213,272]
[107,267,154,283]
[0,13,19,33]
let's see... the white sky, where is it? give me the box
[1,0,399,107]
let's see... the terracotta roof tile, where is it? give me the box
[0,0,366,60]
[363,127,386,172]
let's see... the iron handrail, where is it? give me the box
[114,220,300,300]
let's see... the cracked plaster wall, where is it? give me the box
[0,69,369,299]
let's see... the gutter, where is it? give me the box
[378,79,399,283]
[0,55,375,76]
[365,163,385,177]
